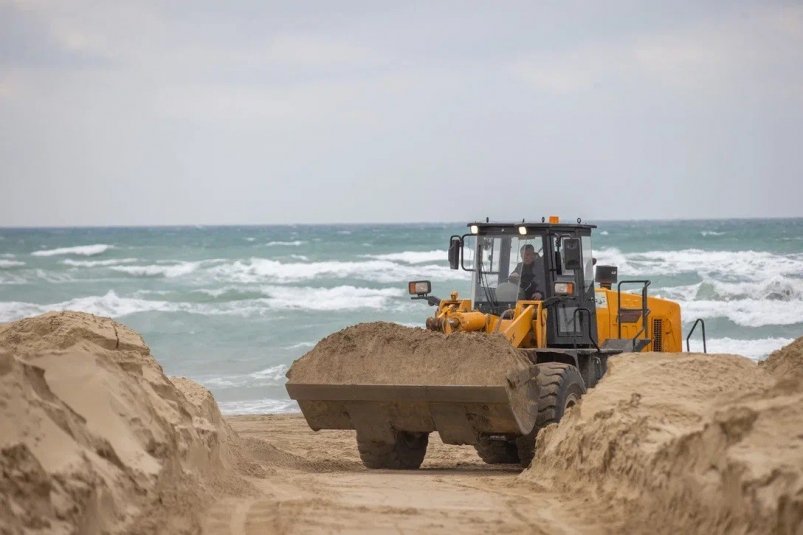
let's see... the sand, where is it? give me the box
[0,312,238,534]
[2,312,802,534]
[522,351,803,534]
[287,321,534,386]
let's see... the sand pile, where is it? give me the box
[0,312,237,534]
[760,336,803,383]
[522,346,803,534]
[287,321,533,385]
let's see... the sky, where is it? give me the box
[1,0,802,226]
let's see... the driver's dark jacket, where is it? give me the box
[511,256,545,299]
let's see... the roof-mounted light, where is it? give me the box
[549,215,560,224]
[518,225,527,235]
[470,225,479,234]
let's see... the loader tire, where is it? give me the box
[357,431,429,469]
[516,362,585,468]
[474,435,520,464]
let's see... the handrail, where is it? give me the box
[572,307,600,353]
[686,318,707,353]
[617,280,651,343]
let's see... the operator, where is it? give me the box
[508,244,545,300]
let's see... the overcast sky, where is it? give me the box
[1,0,801,226]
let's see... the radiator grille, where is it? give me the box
[652,319,663,351]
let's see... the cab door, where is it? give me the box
[544,231,598,348]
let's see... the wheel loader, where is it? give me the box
[286,218,685,468]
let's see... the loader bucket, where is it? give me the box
[284,322,540,445]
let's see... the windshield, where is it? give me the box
[472,233,547,312]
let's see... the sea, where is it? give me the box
[1,219,801,415]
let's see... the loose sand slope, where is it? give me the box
[2,313,801,534]
[0,312,237,534]
[523,349,803,534]
[287,321,533,386]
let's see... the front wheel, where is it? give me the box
[516,362,586,467]
[357,431,429,469]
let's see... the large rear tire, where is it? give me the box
[474,435,520,464]
[516,362,585,468]
[357,431,429,469]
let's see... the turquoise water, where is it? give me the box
[1,219,801,413]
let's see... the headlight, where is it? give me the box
[554,282,574,295]
[470,225,479,234]
[408,280,432,295]
[518,226,527,235]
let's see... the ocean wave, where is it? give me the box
[0,290,180,322]
[63,258,138,268]
[217,398,298,415]
[0,260,25,268]
[207,258,467,284]
[366,250,447,264]
[200,364,288,389]
[265,240,305,247]
[284,341,315,350]
[700,231,726,237]
[679,298,803,327]
[110,262,201,278]
[31,244,112,257]
[257,285,403,311]
[689,337,793,360]
[0,284,412,322]
[595,248,803,280]
[658,275,803,303]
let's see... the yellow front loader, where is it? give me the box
[287,219,692,468]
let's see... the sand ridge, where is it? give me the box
[0,312,239,534]
[2,312,802,534]
[522,350,803,534]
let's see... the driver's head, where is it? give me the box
[521,244,536,265]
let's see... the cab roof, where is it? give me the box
[467,221,597,234]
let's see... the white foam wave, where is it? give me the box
[63,258,138,268]
[265,240,305,247]
[599,231,609,236]
[217,399,299,415]
[595,248,803,281]
[701,231,726,237]
[284,341,315,350]
[289,254,309,261]
[110,262,200,278]
[208,258,467,284]
[0,260,25,268]
[201,364,288,389]
[367,250,447,264]
[31,244,112,257]
[258,285,403,311]
[680,298,803,327]
[659,275,803,303]
[0,290,180,322]
[690,337,794,360]
[1,253,15,258]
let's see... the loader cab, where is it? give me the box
[457,221,598,348]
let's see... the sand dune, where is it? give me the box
[1,312,801,534]
[0,312,237,534]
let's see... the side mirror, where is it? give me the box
[595,265,618,289]
[448,236,461,270]
[563,238,582,270]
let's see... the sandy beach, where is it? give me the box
[2,312,802,534]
